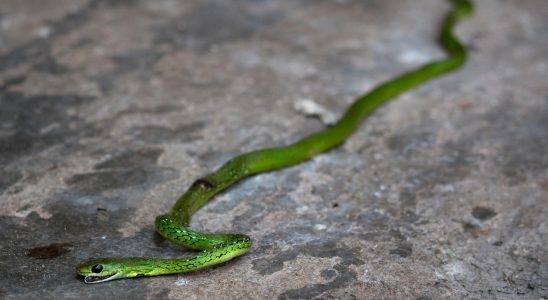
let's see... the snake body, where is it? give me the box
[77,0,473,283]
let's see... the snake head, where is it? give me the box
[76,259,125,283]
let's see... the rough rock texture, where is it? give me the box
[1,0,547,299]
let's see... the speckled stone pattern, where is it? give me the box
[1,0,547,299]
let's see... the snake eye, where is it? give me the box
[91,264,103,273]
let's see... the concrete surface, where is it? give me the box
[1,0,547,299]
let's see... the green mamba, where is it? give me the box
[77,0,474,283]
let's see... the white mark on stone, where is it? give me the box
[296,205,310,214]
[373,208,387,215]
[443,261,469,280]
[36,26,52,38]
[14,207,33,218]
[294,99,337,125]
[39,123,60,135]
[397,50,431,65]
[233,50,261,67]
[468,218,481,227]
[373,153,383,161]
[359,269,378,283]
[436,184,455,193]
[314,224,327,230]
[74,197,94,206]
[174,277,189,286]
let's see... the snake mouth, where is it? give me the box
[83,273,118,284]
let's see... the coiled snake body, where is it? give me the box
[77,0,473,283]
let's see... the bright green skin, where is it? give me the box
[77,0,473,283]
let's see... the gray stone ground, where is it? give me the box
[0,0,547,299]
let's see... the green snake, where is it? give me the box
[77,0,473,283]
